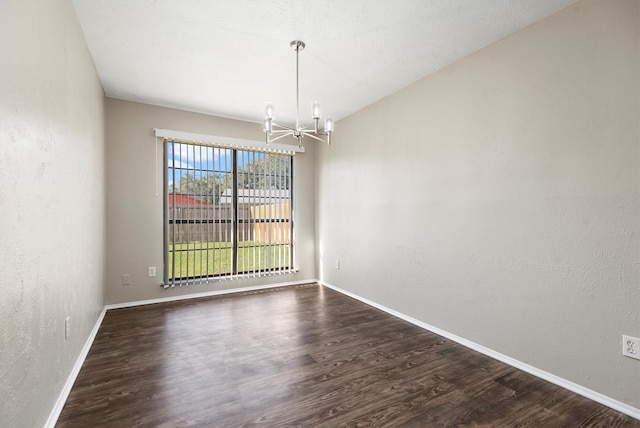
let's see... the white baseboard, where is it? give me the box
[45,278,315,427]
[45,306,107,428]
[318,280,640,421]
[105,278,316,310]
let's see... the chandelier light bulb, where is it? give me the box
[263,118,272,133]
[312,101,321,119]
[265,102,274,120]
[324,117,334,133]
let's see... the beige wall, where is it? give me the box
[317,0,640,409]
[105,99,316,304]
[0,0,106,426]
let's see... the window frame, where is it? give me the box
[162,139,295,287]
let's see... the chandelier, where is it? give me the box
[263,40,334,147]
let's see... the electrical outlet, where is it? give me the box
[622,335,640,360]
[148,266,156,277]
[335,260,340,269]
[65,316,71,340]
[122,274,131,286]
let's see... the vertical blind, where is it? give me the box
[163,139,295,287]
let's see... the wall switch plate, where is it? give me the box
[335,260,340,269]
[122,274,131,285]
[65,316,71,340]
[622,335,640,360]
[148,266,156,277]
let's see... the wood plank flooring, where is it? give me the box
[56,283,639,427]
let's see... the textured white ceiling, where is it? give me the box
[72,0,577,126]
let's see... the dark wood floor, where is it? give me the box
[57,283,639,427]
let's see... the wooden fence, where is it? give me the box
[169,203,290,244]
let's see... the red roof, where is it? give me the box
[168,194,209,206]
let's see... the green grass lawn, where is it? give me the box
[168,241,291,279]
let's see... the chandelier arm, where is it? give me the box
[272,121,316,133]
[270,122,298,131]
[301,131,329,143]
[267,132,297,143]
[296,124,316,132]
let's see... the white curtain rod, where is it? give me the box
[154,128,305,154]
